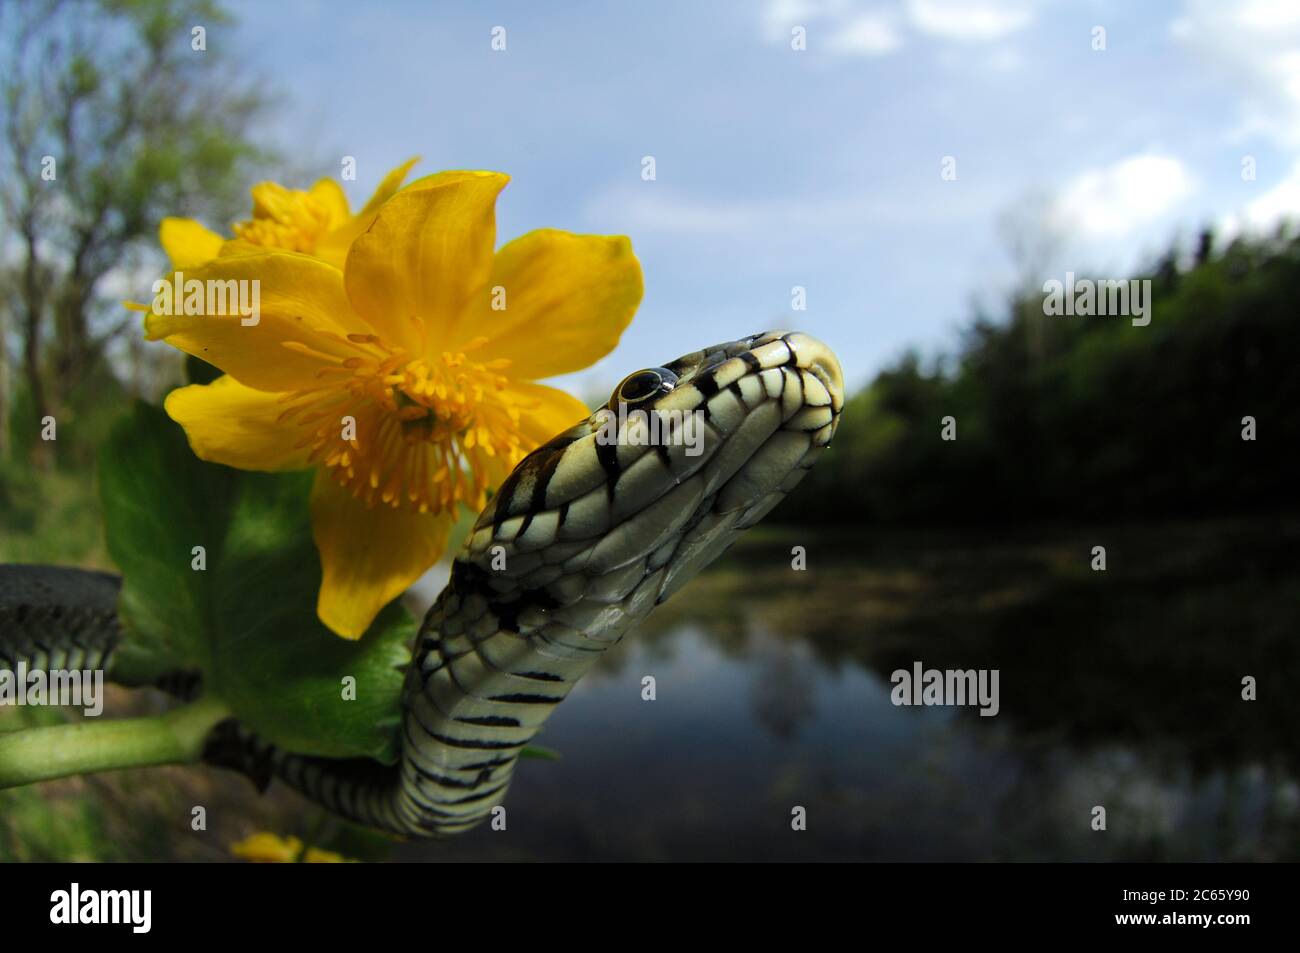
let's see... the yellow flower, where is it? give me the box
[230,832,351,863]
[159,157,420,271]
[145,171,642,638]
[230,832,301,862]
[302,845,349,863]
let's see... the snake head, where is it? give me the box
[450,331,844,639]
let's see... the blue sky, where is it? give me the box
[224,0,1300,395]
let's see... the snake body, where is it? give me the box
[0,330,843,836]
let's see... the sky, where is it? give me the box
[223,0,1300,395]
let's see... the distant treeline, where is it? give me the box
[775,228,1300,526]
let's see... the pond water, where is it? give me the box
[397,519,1300,862]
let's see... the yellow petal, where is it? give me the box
[249,181,291,219]
[464,230,642,379]
[164,376,311,471]
[344,171,508,356]
[358,156,421,218]
[311,472,453,639]
[216,238,267,259]
[308,177,352,229]
[303,847,350,863]
[506,380,592,445]
[144,252,370,391]
[314,157,420,270]
[159,218,225,269]
[230,833,302,863]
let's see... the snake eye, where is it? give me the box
[611,367,677,409]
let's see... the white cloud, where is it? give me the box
[1171,0,1300,148]
[761,0,903,57]
[827,12,904,55]
[760,0,1036,56]
[906,0,1035,42]
[1223,159,1300,234]
[1050,155,1196,239]
[760,0,820,39]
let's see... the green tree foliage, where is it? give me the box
[777,228,1300,525]
[0,0,274,466]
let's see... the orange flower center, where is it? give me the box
[276,332,532,514]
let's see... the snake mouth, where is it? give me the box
[782,332,845,421]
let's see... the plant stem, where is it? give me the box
[0,696,230,789]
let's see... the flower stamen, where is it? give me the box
[284,335,526,514]
[232,187,336,252]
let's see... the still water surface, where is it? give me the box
[399,521,1300,861]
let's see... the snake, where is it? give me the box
[0,330,843,837]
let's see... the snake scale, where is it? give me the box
[0,330,843,836]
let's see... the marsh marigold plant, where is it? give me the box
[230,832,351,863]
[159,157,421,270]
[143,170,642,638]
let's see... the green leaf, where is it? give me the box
[100,401,416,763]
[99,402,237,679]
[519,744,562,762]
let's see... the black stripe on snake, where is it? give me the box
[0,330,844,837]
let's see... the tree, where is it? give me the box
[0,0,274,465]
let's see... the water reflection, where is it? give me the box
[398,519,1300,862]
[750,638,818,741]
